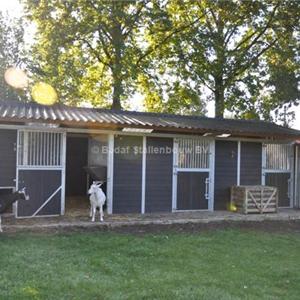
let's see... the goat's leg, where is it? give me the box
[0,215,2,233]
[100,205,103,222]
[92,206,96,222]
[89,204,93,218]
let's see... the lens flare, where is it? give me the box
[4,67,28,89]
[31,82,58,105]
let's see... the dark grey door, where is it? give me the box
[265,173,290,207]
[214,141,238,210]
[113,135,143,213]
[145,137,173,213]
[177,172,209,210]
[17,170,62,217]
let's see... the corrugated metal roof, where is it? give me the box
[0,100,299,138]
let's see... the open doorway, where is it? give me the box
[65,133,108,217]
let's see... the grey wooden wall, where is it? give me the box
[113,135,143,213]
[240,142,262,185]
[145,137,173,213]
[0,129,17,187]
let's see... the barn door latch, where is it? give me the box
[205,178,210,200]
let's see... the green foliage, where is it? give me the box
[141,77,207,115]
[0,13,28,101]
[24,0,299,121]
[24,0,154,109]
[145,0,300,121]
[23,0,207,114]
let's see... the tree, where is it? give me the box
[24,0,170,109]
[0,12,27,101]
[145,0,299,120]
[25,0,299,121]
[24,0,207,115]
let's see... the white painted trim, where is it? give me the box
[262,144,266,185]
[23,131,28,166]
[107,134,114,214]
[16,214,60,219]
[0,125,66,133]
[0,186,15,189]
[289,148,294,208]
[172,138,178,211]
[216,137,295,143]
[32,186,62,217]
[295,146,298,208]
[60,132,67,215]
[17,166,63,170]
[12,130,18,216]
[174,209,210,212]
[141,136,146,214]
[176,168,210,172]
[237,141,241,185]
[264,169,291,173]
[208,140,215,211]
[15,130,20,217]
[67,127,213,139]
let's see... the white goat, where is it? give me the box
[88,181,106,222]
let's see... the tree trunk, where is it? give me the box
[214,16,225,118]
[111,2,124,110]
[214,76,225,118]
[111,69,122,110]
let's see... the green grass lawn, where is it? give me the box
[1,229,300,300]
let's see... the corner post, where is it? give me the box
[107,134,114,214]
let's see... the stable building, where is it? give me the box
[0,100,300,218]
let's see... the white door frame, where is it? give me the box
[295,145,300,208]
[262,143,294,208]
[15,129,66,218]
[106,134,114,214]
[172,138,215,212]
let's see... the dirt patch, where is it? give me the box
[3,220,300,236]
[109,220,300,235]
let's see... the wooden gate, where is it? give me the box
[16,130,66,217]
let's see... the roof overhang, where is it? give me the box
[0,117,297,141]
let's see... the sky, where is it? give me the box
[0,0,299,130]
